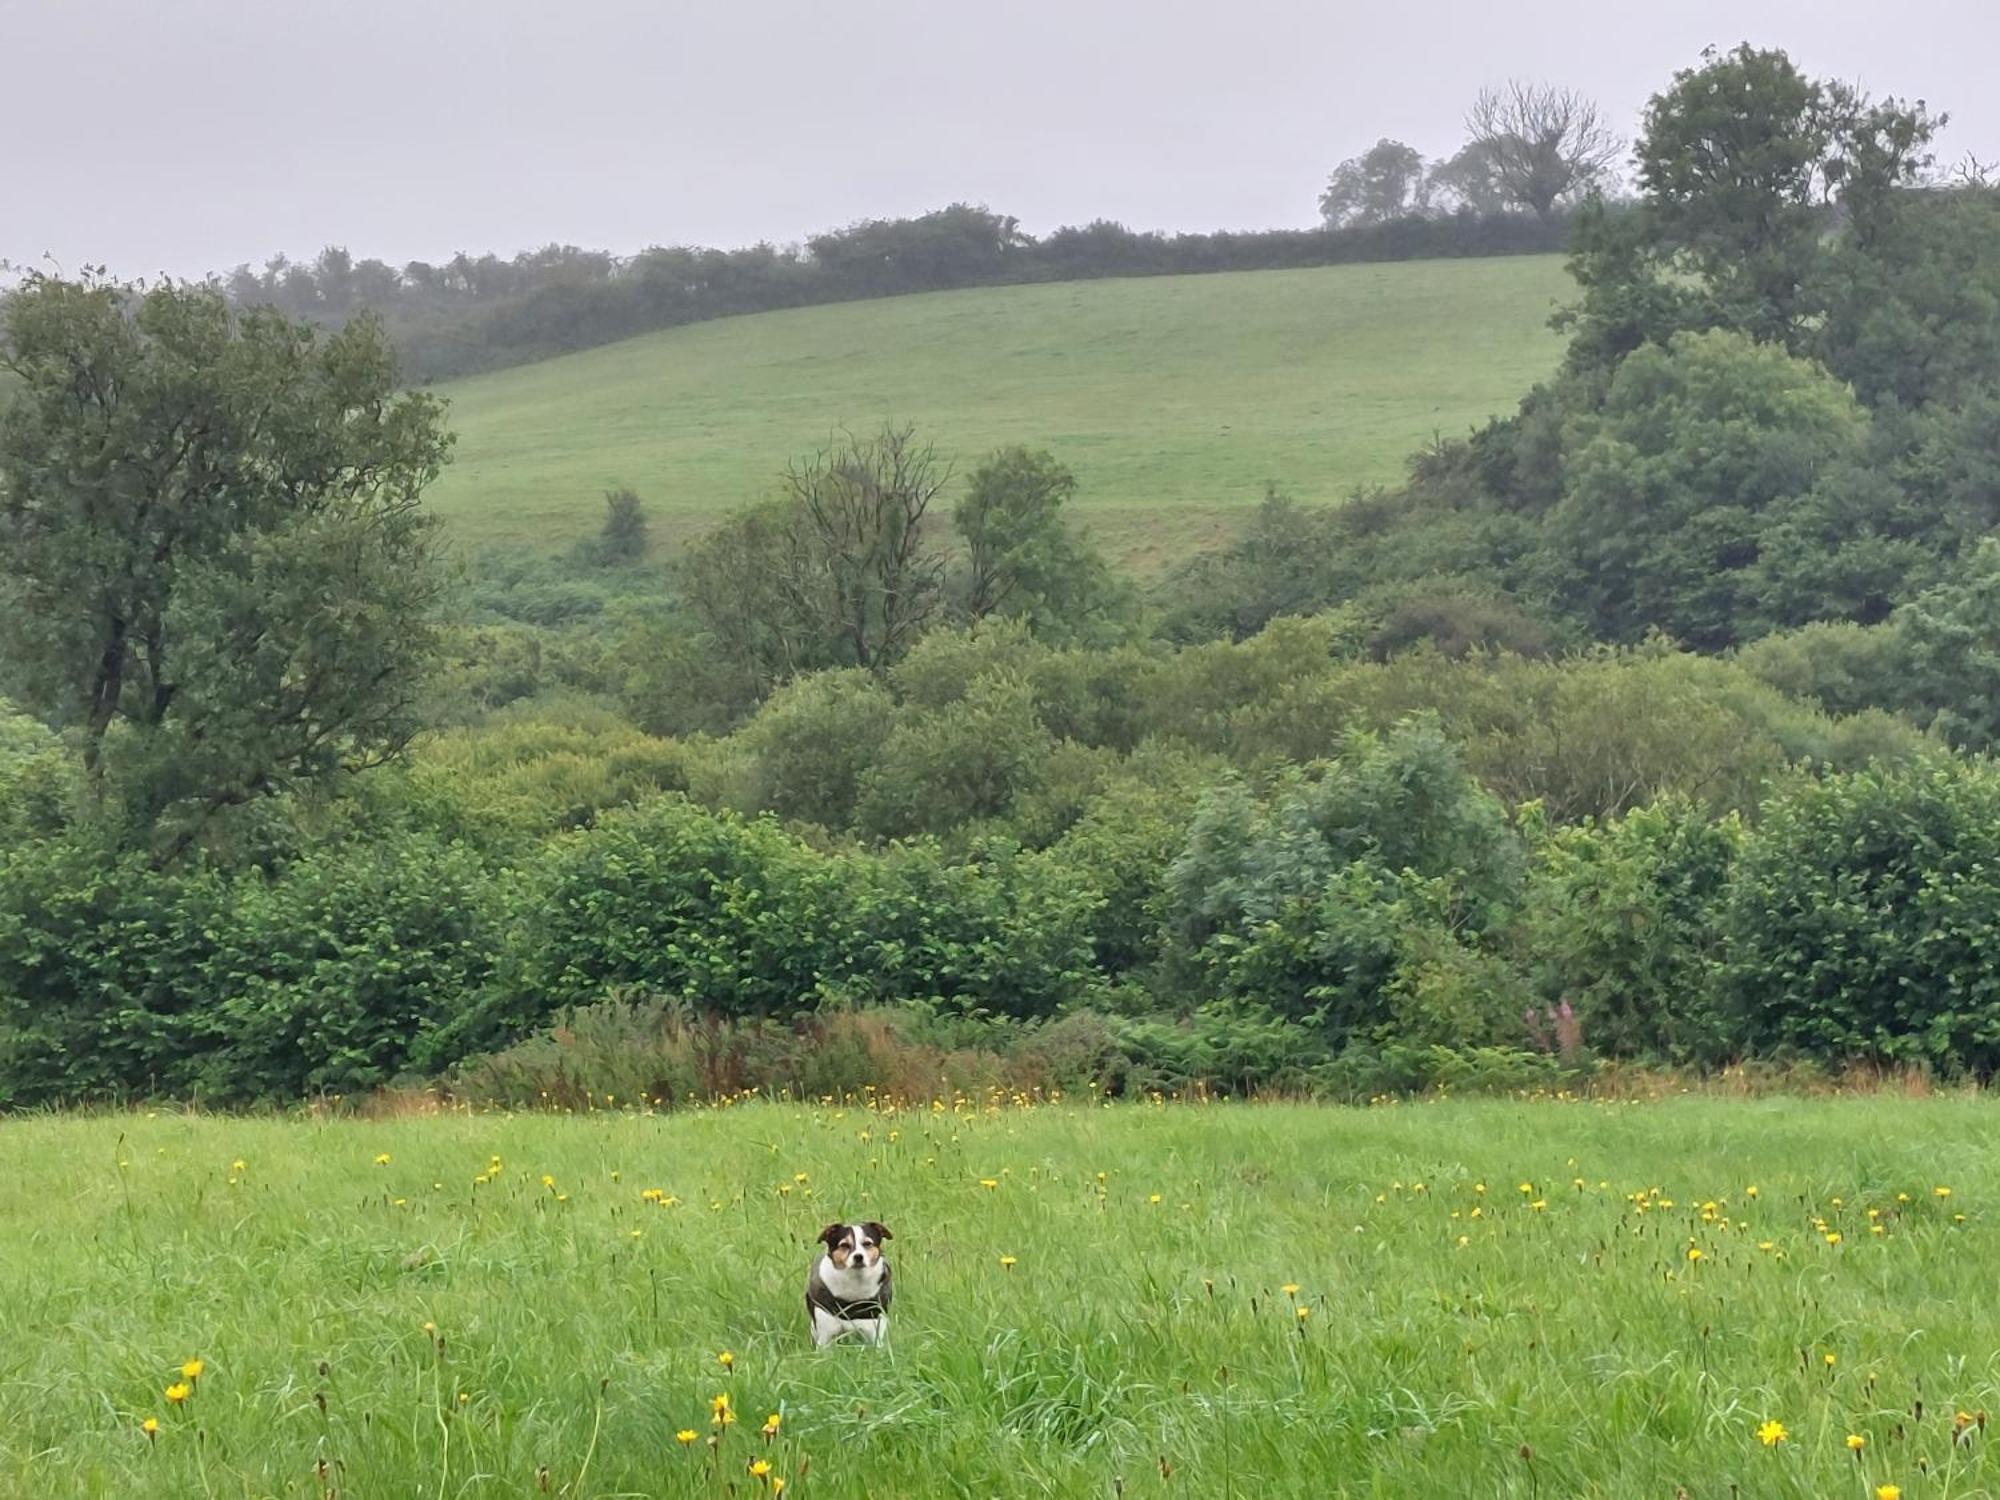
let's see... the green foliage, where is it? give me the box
[732,670,897,829]
[953,446,1130,645]
[0,700,72,844]
[1618,45,1936,351]
[1165,721,1523,1046]
[855,674,1050,840]
[0,276,451,859]
[591,488,650,565]
[1516,798,1740,1060]
[0,831,498,1105]
[1723,761,2000,1071]
[1549,330,1873,649]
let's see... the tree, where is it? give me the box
[1319,140,1428,228]
[0,275,452,860]
[1426,140,1512,216]
[1465,82,1621,221]
[675,424,951,710]
[953,447,1125,642]
[594,487,650,565]
[779,424,950,670]
[1634,46,1938,347]
[1547,329,1872,650]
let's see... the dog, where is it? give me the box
[805,1221,893,1347]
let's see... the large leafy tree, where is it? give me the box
[953,446,1125,644]
[0,275,453,859]
[1567,46,1938,363]
[1318,140,1428,228]
[1547,329,1877,650]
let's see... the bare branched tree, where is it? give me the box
[778,423,951,670]
[1466,82,1623,221]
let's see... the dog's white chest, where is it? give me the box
[807,1254,891,1347]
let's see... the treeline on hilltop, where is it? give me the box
[8,46,2000,1107]
[223,205,1573,382]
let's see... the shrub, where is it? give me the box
[0,831,500,1105]
[1514,798,1740,1060]
[1722,761,2000,1071]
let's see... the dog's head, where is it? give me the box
[819,1221,892,1271]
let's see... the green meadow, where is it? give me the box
[427,257,1570,570]
[4,1096,1992,1497]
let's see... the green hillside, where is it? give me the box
[429,255,1571,569]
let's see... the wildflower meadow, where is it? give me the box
[3,1093,1998,1496]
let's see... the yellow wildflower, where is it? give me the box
[1756,1419,1787,1447]
[1847,1433,1867,1451]
[676,1429,698,1445]
[179,1359,203,1382]
[164,1382,190,1405]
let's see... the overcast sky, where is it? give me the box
[2,0,1992,279]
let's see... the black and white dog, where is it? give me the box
[805,1221,893,1347]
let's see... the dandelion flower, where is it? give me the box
[979,1178,999,1190]
[1936,1186,1953,1198]
[1847,1433,1867,1451]
[1295,1305,1311,1321]
[179,1359,204,1382]
[164,1382,191,1405]
[1686,1248,1704,1263]
[762,1413,781,1438]
[1824,1353,1837,1368]
[374,1153,392,1166]
[141,1416,160,1438]
[1756,1419,1787,1447]
[749,1458,772,1478]
[717,1350,734,1369]
[999,1255,1018,1270]
[1877,1487,1901,1500]
[1281,1283,1300,1297]
[541,1174,556,1189]
[676,1429,698,1445]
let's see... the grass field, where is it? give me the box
[427,257,1571,571]
[6,1096,1997,1497]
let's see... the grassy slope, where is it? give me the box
[4,1097,1992,1497]
[428,257,1570,571]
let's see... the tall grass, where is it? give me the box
[3,1096,1995,1496]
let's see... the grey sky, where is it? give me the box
[3,0,1992,279]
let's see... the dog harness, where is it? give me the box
[806,1261,893,1320]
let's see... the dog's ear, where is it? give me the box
[864,1221,892,1243]
[817,1223,847,1249]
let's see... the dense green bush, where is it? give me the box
[1165,721,1525,1048]
[1722,761,2000,1071]
[0,832,499,1105]
[1515,798,1739,1060]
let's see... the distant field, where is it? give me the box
[428,257,1570,571]
[6,1096,1997,1497]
